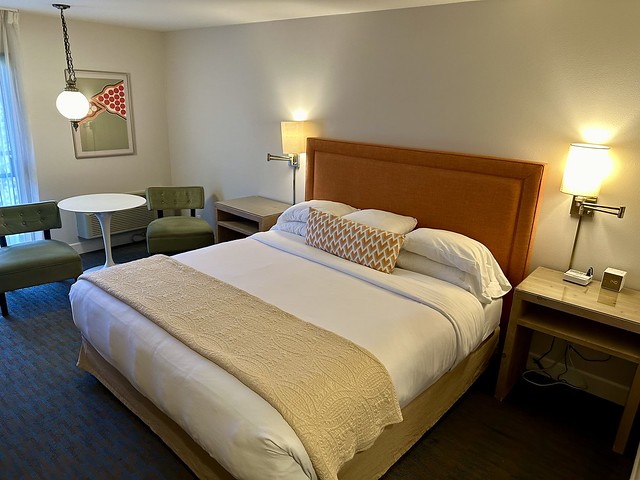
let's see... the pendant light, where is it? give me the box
[53,4,89,130]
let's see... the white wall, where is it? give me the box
[166,0,640,290]
[18,13,171,249]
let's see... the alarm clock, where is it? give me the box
[601,267,626,292]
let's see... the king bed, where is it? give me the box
[69,138,545,480]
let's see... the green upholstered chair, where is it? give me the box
[0,201,83,317]
[145,186,215,255]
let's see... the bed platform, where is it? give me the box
[76,137,545,479]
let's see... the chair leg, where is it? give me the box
[1,292,8,317]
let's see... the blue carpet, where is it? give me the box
[0,242,195,480]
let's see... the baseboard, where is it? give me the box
[526,351,630,406]
[69,229,147,254]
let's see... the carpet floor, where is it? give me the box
[0,241,636,479]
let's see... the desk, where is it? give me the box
[59,193,146,270]
[496,266,640,454]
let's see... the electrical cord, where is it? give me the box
[568,344,611,363]
[532,337,556,369]
[522,337,574,388]
[522,338,611,390]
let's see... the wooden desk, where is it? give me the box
[214,196,290,243]
[495,266,640,454]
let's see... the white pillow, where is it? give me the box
[271,200,359,237]
[342,209,417,235]
[271,220,307,237]
[402,228,511,301]
[279,200,359,223]
[396,250,490,303]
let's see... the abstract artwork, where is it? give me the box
[71,71,135,159]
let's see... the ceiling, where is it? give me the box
[2,0,479,32]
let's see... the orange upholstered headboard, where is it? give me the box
[305,138,546,324]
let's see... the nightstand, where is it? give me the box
[215,196,290,243]
[495,266,640,454]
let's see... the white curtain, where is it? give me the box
[0,10,39,243]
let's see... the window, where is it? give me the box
[0,65,20,207]
[0,9,40,243]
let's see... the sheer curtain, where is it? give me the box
[0,10,39,243]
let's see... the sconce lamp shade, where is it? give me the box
[268,120,318,205]
[281,121,314,154]
[56,88,90,121]
[560,143,611,197]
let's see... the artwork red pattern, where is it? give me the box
[79,81,127,125]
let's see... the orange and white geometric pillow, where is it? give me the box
[306,208,405,274]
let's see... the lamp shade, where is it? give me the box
[56,88,90,121]
[560,143,611,197]
[281,121,306,154]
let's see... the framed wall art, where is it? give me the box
[71,70,135,159]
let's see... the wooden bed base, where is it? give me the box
[78,329,499,480]
[77,138,545,479]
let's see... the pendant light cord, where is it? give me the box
[54,4,77,88]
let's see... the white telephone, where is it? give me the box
[563,267,593,286]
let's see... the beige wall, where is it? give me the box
[18,13,171,249]
[166,0,640,290]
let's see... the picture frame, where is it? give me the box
[71,70,135,159]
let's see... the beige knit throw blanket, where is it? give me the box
[81,255,402,480]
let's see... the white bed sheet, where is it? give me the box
[70,231,501,480]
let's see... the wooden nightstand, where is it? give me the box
[495,266,640,454]
[215,196,290,243]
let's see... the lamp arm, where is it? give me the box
[581,202,626,218]
[266,153,299,168]
[267,153,290,162]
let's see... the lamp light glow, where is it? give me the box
[56,88,90,121]
[292,110,308,121]
[560,143,611,197]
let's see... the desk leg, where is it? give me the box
[495,296,532,400]
[614,364,640,454]
[95,212,115,269]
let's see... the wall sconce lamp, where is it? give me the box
[53,4,90,131]
[560,143,626,269]
[267,121,313,205]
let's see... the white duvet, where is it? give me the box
[70,230,500,480]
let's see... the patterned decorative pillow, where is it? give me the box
[306,208,405,274]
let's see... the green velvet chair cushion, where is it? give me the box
[0,239,83,292]
[146,217,214,255]
[146,186,205,211]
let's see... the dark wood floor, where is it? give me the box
[385,362,636,479]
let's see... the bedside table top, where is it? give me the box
[215,196,290,217]
[519,267,640,332]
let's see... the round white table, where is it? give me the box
[59,193,147,270]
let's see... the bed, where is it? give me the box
[69,138,545,480]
